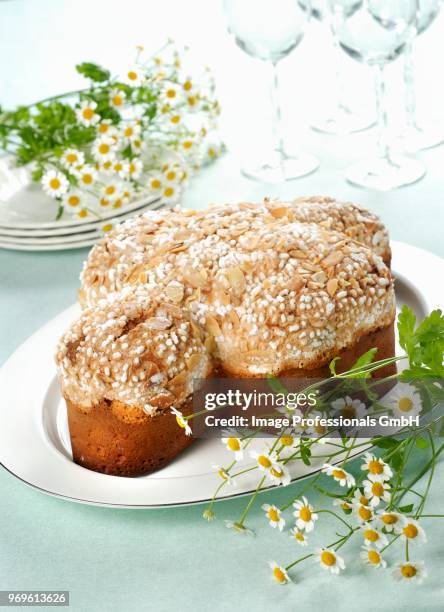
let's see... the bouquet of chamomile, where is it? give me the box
[0,41,223,222]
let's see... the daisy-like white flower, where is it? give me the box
[361,526,388,549]
[290,527,308,546]
[361,452,393,481]
[401,518,427,545]
[123,66,144,87]
[76,100,100,127]
[388,383,422,419]
[63,190,83,209]
[360,546,387,569]
[131,138,144,154]
[123,158,143,180]
[170,407,192,436]
[351,500,374,524]
[211,464,235,486]
[375,510,407,534]
[41,170,69,198]
[121,121,142,143]
[363,475,391,507]
[322,463,356,488]
[111,159,125,176]
[101,183,122,202]
[332,395,366,419]
[60,148,84,170]
[97,119,117,137]
[293,496,318,532]
[77,165,97,187]
[269,561,291,585]
[262,504,285,531]
[250,450,274,472]
[268,463,291,486]
[163,167,181,183]
[392,561,427,584]
[224,521,253,535]
[162,84,183,105]
[109,89,126,109]
[100,220,117,235]
[182,78,194,93]
[221,436,243,460]
[74,208,90,220]
[316,548,345,575]
[202,508,215,521]
[333,498,353,513]
[149,175,163,191]
[181,138,195,155]
[161,185,178,202]
[92,136,116,163]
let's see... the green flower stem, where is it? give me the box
[380,533,401,553]
[415,431,436,518]
[396,441,444,505]
[285,553,314,571]
[314,509,354,533]
[237,475,266,527]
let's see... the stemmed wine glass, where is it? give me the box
[329,0,425,191]
[401,0,443,151]
[306,0,375,134]
[223,0,319,182]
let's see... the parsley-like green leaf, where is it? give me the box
[76,62,111,83]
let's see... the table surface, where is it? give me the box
[1,1,444,611]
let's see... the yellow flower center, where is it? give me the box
[99,143,110,154]
[100,198,110,207]
[268,508,279,522]
[270,467,283,478]
[82,108,94,120]
[363,529,379,542]
[102,223,113,232]
[166,171,176,181]
[105,186,116,195]
[218,469,228,480]
[295,532,305,542]
[367,550,381,565]
[98,124,109,133]
[299,506,312,522]
[338,404,356,419]
[82,173,93,185]
[49,178,61,190]
[359,495,369,505]
[208,147,216,157]
[227,437,240,452]
[164,187,174,198]
[183,80,192,91]
[78,209,88,218]
[273,567,286,583]
[281,436,294,446]
[129,163,136,174]
[67,195,80,207]
[112,94,123,106]
[371,482,384,497]
[368,460,383,475]
[382,514,397,525]
[166,89,176,98]
[151,179,161,189]
[124,127,133,137]
[170,115,181,124]
[401,564,417,578]
[113,199,122,209]
[398,397,413,412]
[114,162,123,172]
[188,95,197,106]
[403,524,418,539]
[128,70,138,81]
[358,506,372,522]
[332,469,346,480]
[66,153,77,163]
[321,551,336,566]
[175,415,185,428]
[183,140,193,149]
[257,455,272,469]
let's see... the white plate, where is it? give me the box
[0,242,442,508]
[0,202,171,249]
[0,158,160,230]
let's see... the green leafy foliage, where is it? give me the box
[347,348,378,378]
[75,62,111,83]
[398,307,444,379]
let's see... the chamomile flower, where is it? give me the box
[182,78,194,93]
[76,100,100,127]
[63,190,83,208]
[352,501,374,523]
[363,475,391,507]
[121,121,142,144]
[332,395,367,419]
[161,185,178,202]
[361,452,393,481]
[221,436,243,460]
[170,407,192,436]
[97,119,117,136]
[333,498,353,513]
[162,84,182,105]
[212,464,235,486]
[41,170,69,198]
[123,158,143,180]
[181,138,195,155]
[388,383,422,419]
[361,526,388,549]
[92,137,116,163]
[360,546,387,569]
[100,220,117,235]
[111,159,125,175]
[163,167,180,183]
[316,548,345,574]
[61,148,84,170]
[124,66,144,87]
[322,463,356,488]
[262,504,285,531]
[202,508,215,522]
[293,496,318,532]
[250,450,274,472]
[375,510,407,534]
[101,183,121,202]
[77,165,97,187]
[269,561,291,585]
[109,89,126,109]
[392,561,427,584]
[268,463,291,486]
[149,175,163,191]
[289,527,308,546]
[75,208,90,220]
[224,521,253,535]
[401,518,427,545]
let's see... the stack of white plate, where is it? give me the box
[0,159,167,251]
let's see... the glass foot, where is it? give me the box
[311,108,375,135]
[345,155,425,191]
[397,123,444,152]
[241,152,319,183]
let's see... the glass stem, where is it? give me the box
[403,40,417,131]
[373,63,391,162]
[270,61,285,160]
[330,29,350,115]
